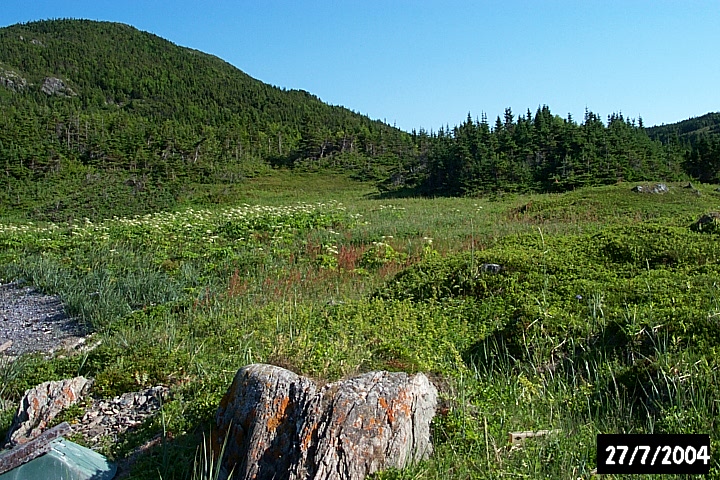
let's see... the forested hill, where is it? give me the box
[643,113,720,184]
[1,19,718,220]
[647,112,720,144]
[0,19,411,219]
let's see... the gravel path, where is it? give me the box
[0,281,89,358]
[0,282,172,471]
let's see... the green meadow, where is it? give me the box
[1,174,719,479]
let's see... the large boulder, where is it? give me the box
[4,376,93,447]
[213,364,437,480]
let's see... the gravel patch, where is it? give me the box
[74,385,170,446]
[0,283,170,472]
[0,281,90,359]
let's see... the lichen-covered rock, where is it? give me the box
[294,371,437,480]
[5,376,93,446]
[214,364,437,480]
[214,364,317,480]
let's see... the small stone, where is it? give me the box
[481,263,502,274]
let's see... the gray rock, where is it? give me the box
[5,376,93,446]
[632,183,669,194]
[481,263,502,274]
[0,69,27,92]
[41,77,76,96]
[72,385,169,445]
[214,364,437,480]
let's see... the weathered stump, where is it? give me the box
[214,364,437,480]
[690,212,720,233]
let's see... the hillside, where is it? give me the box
[1,19,718,220]
[644,113,720,183]
[646,112,720,144]
[0,19,411,220]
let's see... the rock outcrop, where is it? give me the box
[214,364,437,480]
[41,77,76,96]
[4,376,93,447]
[631,183,669,194]
[0,69,27,92]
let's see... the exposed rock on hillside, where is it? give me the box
[0,68,26,92]
[41,76,76,96]
[214,363,437,480]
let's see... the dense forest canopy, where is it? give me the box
[391,107,688,196]
[0,19,719,218]
[0,19,411,176]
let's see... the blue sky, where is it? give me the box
[2,1,719,132]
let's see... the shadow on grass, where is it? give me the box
[115,417,214,480]
[460,318,673,428]
[363,186,424,200]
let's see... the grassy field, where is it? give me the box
[1,173,719,479]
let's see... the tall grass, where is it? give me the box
[1,177,719,478]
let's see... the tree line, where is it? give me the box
[1,19,719,216]
[382,106,720,196]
